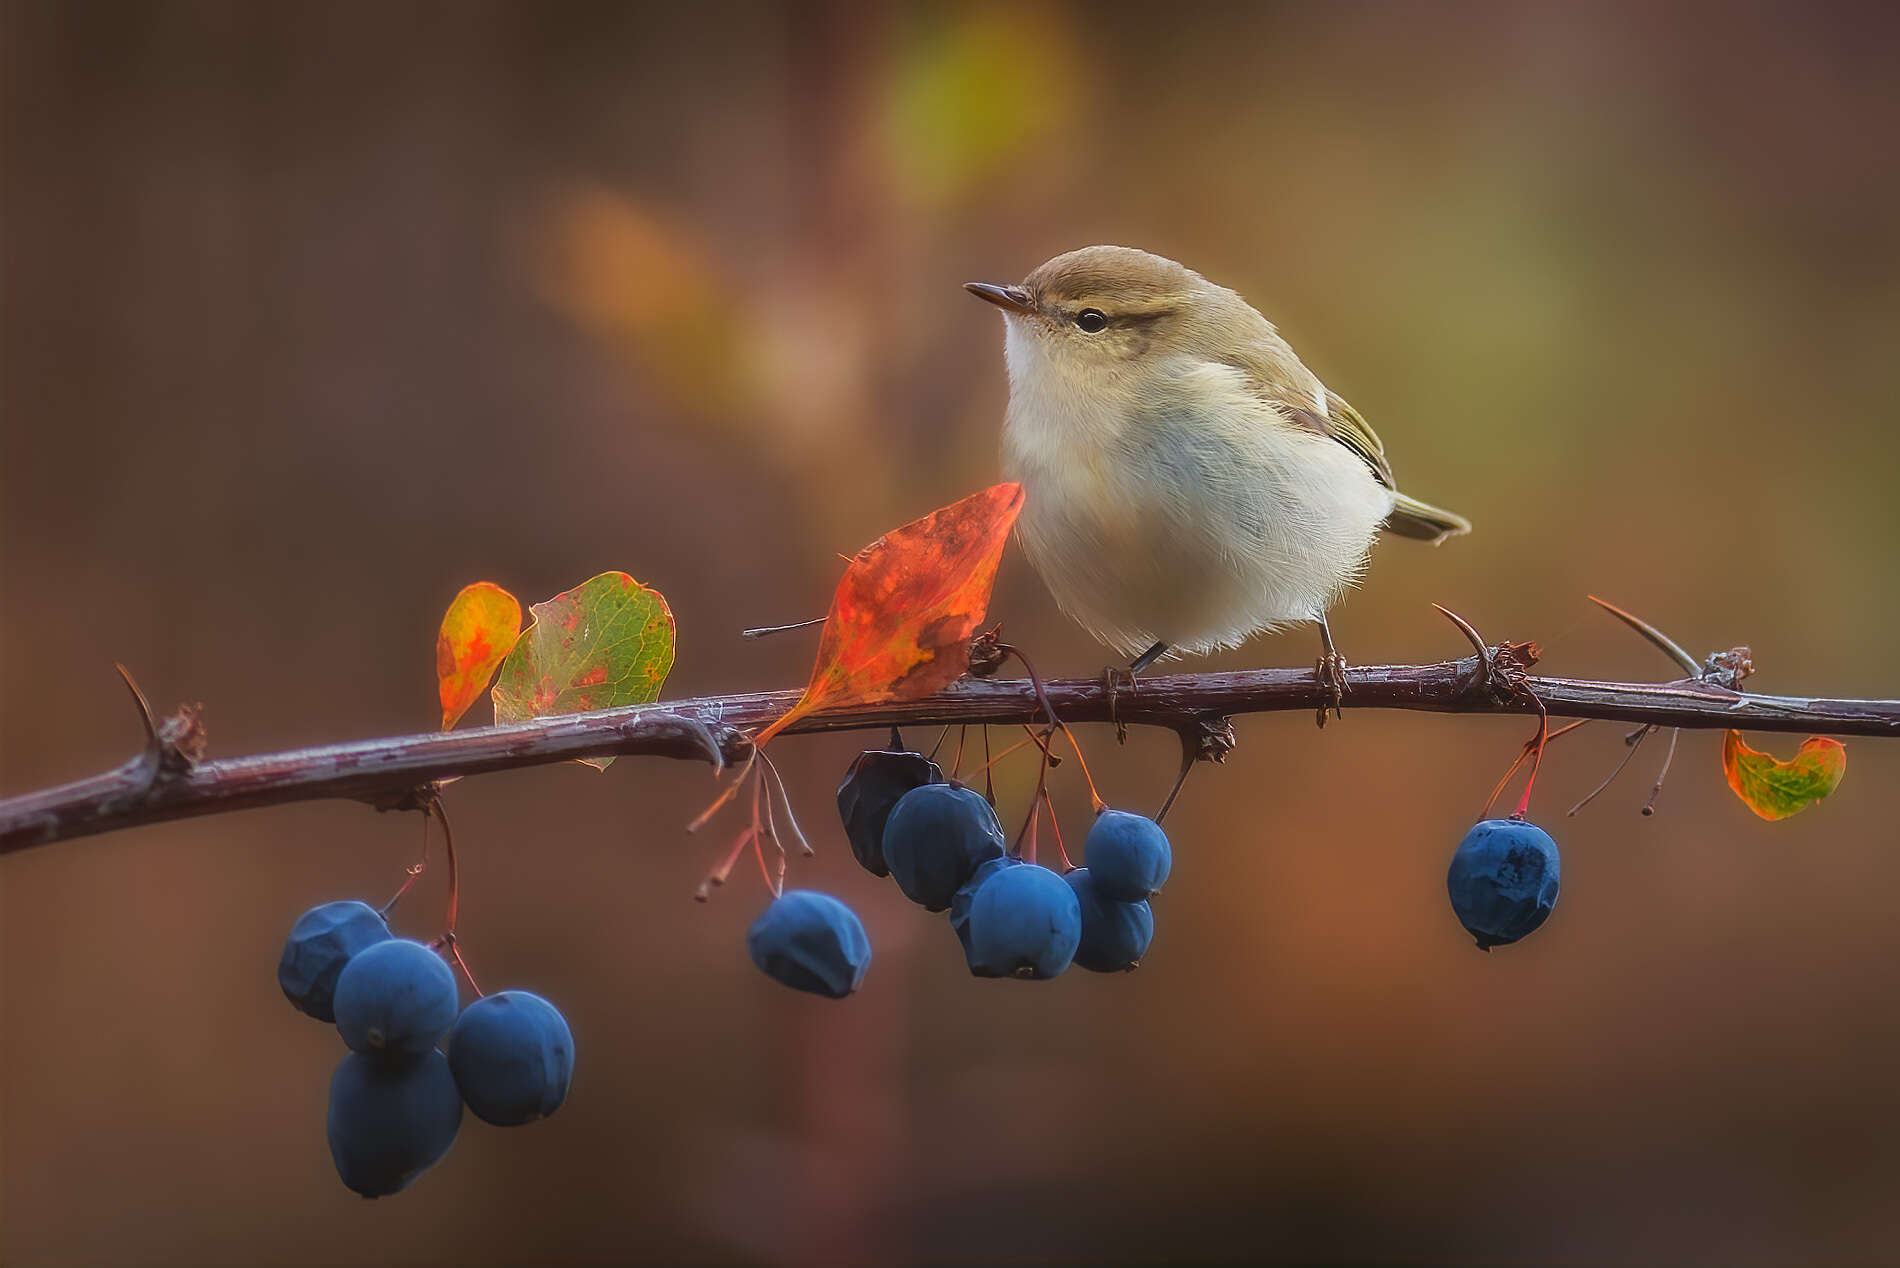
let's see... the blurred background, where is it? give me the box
[5,1,1900,1264]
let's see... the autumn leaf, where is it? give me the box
[1722,730,1846,821]
[437,583,523,730]
[491,572,676,770]
[756,483,1024,746]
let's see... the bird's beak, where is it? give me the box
[964,281,1037,317]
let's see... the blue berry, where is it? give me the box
[278,900,391,1022]
[881,784,1006,911]
[949,855,1025,967]
[967,863,1081,980]
[1446,818,1561,950]
[448,991,575,1126]
[333,939,460,1061]
[1065,868,1155,973]
[327,1049,463,1198]
[1085,810,1172,901]
[837,749,944,877]
[747,890,871,998]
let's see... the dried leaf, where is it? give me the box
[757,483,1024,745]
[1722,730,1846,821]
[491,572,676,770]
[436,583,523,730]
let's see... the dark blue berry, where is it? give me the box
[881,784,1006,911]
[949,855,1025,967]
[327,1049,463,1198]
[279,900,391,1022]
[837,749,944,877]
[1065,868,1155,973]
[1085,810,1172,901]
[448,991,575,1126]
[967,863,1081,980]
[1446,818,1561,950]
[333,939,460,1061]
[747,890,871,998]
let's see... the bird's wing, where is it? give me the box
[1215,339,1397,489]
[1289,390,1395,490]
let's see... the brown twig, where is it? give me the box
[5,650,1899,855]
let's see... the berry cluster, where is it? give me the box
[745,745,1173,996]
[279,900,575,1197]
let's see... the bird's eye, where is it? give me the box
[1074,309,1107,333]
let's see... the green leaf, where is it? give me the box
[491,572,676,770]
[1722,730,1846,821]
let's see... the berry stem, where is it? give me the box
[421,792,483,996]
[995,642,1106,813]
[982,725,995,807]
[1642,726,1682,816]
[750,763,781,896]
[686,750,759,834]
[1511,696,1551,821]
[758,752,813,858]
[1482,717,1590,820]
[1042,787,1074,871]
[426,792,462,936]
[957,731,1047,783]
[380,810,431,917]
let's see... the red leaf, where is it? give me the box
[436,583,522,730]
[756,483,1024,745]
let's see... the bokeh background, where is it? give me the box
[5,2,1900,1264]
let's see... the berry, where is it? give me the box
[278,900,391,1022]
[949,855,1025,966]
[333,939,460,1061]
[836,748,944,877]
[448,991,575,1126]
[881,784,1006,911]
[1065,868,1155,973]
[967,863,1081,980]
[1085,810,1172,901]
[747,890,872,999]
[327,1049,463,1198]
[1446,818,1561,950]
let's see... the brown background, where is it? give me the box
[5,2,1900,1264]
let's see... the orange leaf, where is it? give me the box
[757,483,1024,745]
[436,583,522,729]
[1721,730,1846,821]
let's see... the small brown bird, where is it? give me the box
[967,245,1469,715]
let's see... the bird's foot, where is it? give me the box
[1102,665,1138,745]
[1314,650,1349,728]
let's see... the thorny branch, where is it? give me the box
[3,638,1897,855]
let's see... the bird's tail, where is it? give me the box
[1383,492,1471,544]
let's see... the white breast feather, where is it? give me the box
[1001,333,1392,658]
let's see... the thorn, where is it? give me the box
[740,616,826,641]
[1587,596,1701,676]
[669,715,728,772]
[116,663,160,756]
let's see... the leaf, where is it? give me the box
[1722,730,1846,821]
[436,583,523,730]
[757,483,1024,746]
[491,572,676,770]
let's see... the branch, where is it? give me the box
[4,647,1896,855]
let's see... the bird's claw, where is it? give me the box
[1103,665,1137,744]
[1314,651,1349,728]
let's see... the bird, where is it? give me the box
[965,245,1469,725]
